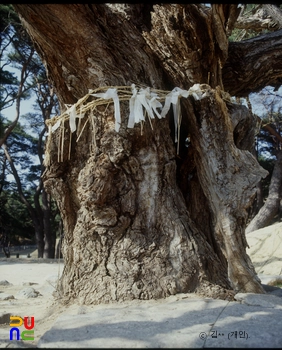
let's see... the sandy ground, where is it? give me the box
[0,222,281,348]
[246,221,282,276]
[0,259,64,347]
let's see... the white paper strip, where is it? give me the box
[149,94,162,119]
[138,88,155,119]
[134,94,144,124]
[128,85,163,128]
[51,120,61,132]
[61,85,204,136]
[188,83,203,100]
[161,87,189,142]
[69,105,77,133]
[91,88,121,132]
[128,84,138,128]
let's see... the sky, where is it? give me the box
[1,64,37,122]
[249,87,282,117]
[2,97,34,122]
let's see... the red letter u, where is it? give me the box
[24,316,34,330]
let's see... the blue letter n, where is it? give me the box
[10,327,20,340]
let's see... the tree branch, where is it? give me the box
[234,16,278,32]
[0,156,7,196]
[2,142,37,220]
[223,29,282,96]
[0,47,35,147]
[263,4,282,29]
[233,4,282,33]
[258,116,282,145]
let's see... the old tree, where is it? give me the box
[13,4,282,304]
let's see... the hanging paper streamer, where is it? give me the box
[128,84,141,128]
[188,83,204,100]
[148,93,163,119]
[137,88,155,120]
[69,105,78,133]
[51,119,61,133]
[161,87,189,143]
[63,104,85,133]
[45,83,208,165]
[128,84,163,128]
[91,88,121,132]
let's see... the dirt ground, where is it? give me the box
[0,222,281,348]
[0,258,64,347]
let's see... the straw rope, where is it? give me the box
[44,84,208,166]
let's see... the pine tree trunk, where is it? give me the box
[42,189,55,258]
[13,4,271,304]
[44,101,235,304]
[55,220,64,259]
[35,225,44,259]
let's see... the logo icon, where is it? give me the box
[9,316,34,340]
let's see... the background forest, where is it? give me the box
[0,4,282,259]
[0,4,62,258]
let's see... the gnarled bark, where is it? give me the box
[223,29,282,96]
[186,86,267,293]
[12,4,274,304]
[44,102,235,304]
[234,4,282,32]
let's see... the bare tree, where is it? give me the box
[0,47,35,147]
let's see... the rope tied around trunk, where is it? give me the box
[44,83,209,165]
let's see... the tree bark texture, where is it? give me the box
[185,86,267,293]
[45,102,238,304]
[13,4,272,304]
[223,29,282,96]
[234,4,282,32]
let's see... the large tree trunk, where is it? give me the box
[45,101,237,304]
[246,150,282,233]
[13,4,271,304]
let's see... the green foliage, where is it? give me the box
[229,4,271,42]
[0,70,18,85]
[0,4,61,250]
[229,28,259,42]
[0,4,21,33]
[0,3,39,114]
[0,5,20,111]
[0,190,35,245]
[1,119,39,179]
